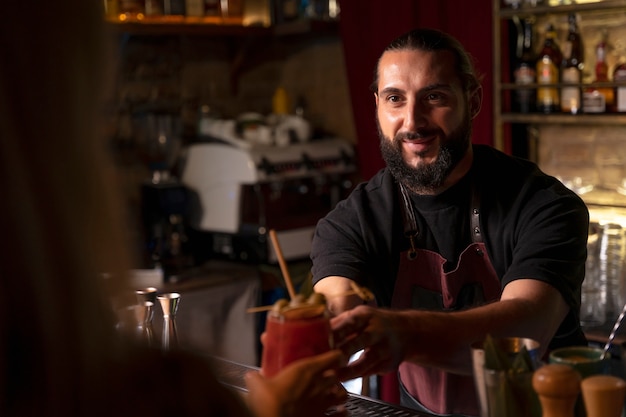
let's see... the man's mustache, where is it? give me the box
[395,130,439,141]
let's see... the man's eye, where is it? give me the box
[387,95,401,103]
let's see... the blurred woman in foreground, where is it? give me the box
[0,2,347,416]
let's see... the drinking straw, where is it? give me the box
[269,229,297,300]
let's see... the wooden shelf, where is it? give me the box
[107,18,270,36]
[498,0,626,18]
[500,82,626,89]
[272,18,339,36]
[106,15,341,100]
[500,112,626,124]
[105,17,339,37]
[492,0,626,151]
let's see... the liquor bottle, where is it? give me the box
[282,0,299,21]
[144,0,164,17]
[614,53,626,113]
[204,0,220,16]
[163,0,186,16]
[536,23,562,114]
[104,0,119,20]
[585,30,614,113]
[274,0,299,23]
[513,18,537,113]
[185,0,204,17]
[596,33,614,112]
[560,13,583,114]
[504,0,522,9]
[119,0,145,20]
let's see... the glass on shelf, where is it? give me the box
[503,0,545,8]
[616,179,626,196]
[596,152,625,192]
[557,175,595,195]
[547,0,605,5]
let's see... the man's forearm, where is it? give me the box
[395,281,568,374]
[324,276,569,376]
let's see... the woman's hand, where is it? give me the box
[245,350,349,417]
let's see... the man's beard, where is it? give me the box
[378,115,471,194]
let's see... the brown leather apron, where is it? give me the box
[391,183,501,416]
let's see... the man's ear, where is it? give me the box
[469,85,483,119]
[374,92,379,108]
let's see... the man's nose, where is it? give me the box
[403,102,428,130]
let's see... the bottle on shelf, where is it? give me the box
[272,86,290,115]
[503,0,522,9]
[536,23,562,114]
[104,0,120,20]
[584,29,614,114]
[560,13,584,114]
[274,0,300,23]
[614,52,626,113]
[203,0,221,17]
[163,0,186,17]
[145,0,164,17]
[185,0,205,17]
[119,0,145,20]
[513,17,537,113]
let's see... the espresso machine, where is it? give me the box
[180,134,358,264]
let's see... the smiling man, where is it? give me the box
[376,44,477,195]
[310,28,590,417]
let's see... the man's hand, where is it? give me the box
[331,305,408,381]
[314,276,367,315]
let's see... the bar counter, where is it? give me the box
[145,261,626,415]
[140,261,433,415]
[145,261,263,365]
[209,355,433,417]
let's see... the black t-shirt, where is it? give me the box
[311,145,590,348]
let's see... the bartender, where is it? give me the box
[310,28,589,416]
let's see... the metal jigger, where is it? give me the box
[134,301,155,347]
[157,292,180,350]
[135,287,158,305]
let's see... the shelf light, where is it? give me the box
[547,0,604,5]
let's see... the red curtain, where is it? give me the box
[338,0,494,181]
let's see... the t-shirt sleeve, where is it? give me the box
[310,171,398,293]
[310,196,369,286]
[497,183,589,311]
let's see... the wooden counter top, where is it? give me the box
[140,261,262,365]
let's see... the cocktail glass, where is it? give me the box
[260,310,332,378]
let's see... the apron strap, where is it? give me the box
[398,183,419,260]
[397,179,484,252]
[470,182,483,244]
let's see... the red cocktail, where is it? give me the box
[260,308,332,378]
